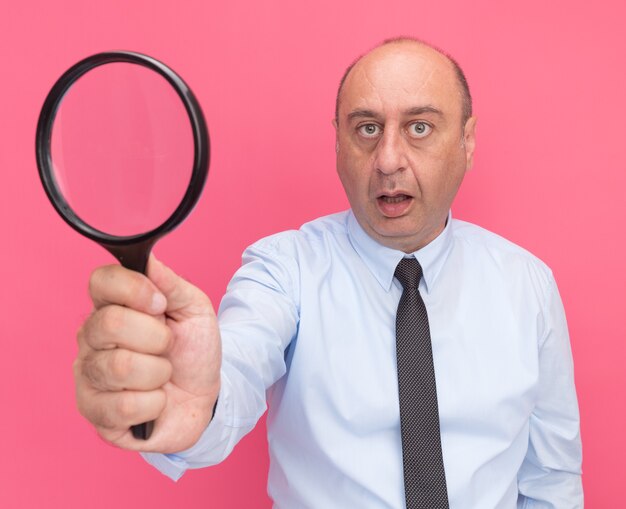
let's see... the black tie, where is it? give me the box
[395,258,449,509]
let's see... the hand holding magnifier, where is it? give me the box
[35,52,210,440]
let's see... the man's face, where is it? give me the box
[334,43,476,253]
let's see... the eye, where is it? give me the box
[357,123,381,138]
[408,121,432,138]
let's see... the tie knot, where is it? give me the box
[395,257,423,289]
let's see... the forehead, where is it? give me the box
[340,44,462,119]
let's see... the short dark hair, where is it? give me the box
[334,37,473,126]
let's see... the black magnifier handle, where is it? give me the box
[127,260,154,442]
[133,421,154,441]
[105,241,158,441]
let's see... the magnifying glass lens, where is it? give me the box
[50,63,194,237]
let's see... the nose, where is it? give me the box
[374,129,408,175]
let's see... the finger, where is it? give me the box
[77,384,167,431]
[147,255,214,321]
[81,304,172,354]
[80,348,172,392]
[89,264,167,315]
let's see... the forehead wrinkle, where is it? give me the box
[364,58,440,107]
[342,69,385,117]
[394,58,445,106]
[361,67,384,106]
[412,65,436,95]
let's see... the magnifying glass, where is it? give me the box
[35,51,210,440]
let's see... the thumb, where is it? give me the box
[146,254,215,321]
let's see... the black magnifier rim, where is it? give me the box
[35,51,210,246]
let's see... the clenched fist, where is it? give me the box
[74,255,221,453]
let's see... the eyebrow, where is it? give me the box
[405,106,444,117]
[347,106,444,122]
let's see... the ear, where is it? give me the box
[332,118,339,152]
[463,116,477,170]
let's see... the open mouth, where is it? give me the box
[376,194,413,217]
[378,194,411,204]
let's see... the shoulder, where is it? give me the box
[451,218,547,265]
[450,218,555,292]
[232,212,349,302]
[246,211,349,257]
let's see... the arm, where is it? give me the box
[517,275,583,508]
[143,238,300,479]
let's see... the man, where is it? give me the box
[75,38,583,507]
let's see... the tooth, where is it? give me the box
[380,195,408,204]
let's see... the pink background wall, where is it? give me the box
[1,1,623,507]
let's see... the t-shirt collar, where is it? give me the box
[346,210,454,293]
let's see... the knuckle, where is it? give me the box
[127,275,144,297]
[77,317,93,347]
[75,400,89,420]
[128,276,153,309]
[76,323,85,346]
[93,403,117,429]
[81,352,105,389]
[74,379,98,424]
[88,266,112,299]
[94,426,122,445]
[72,357,83,380]
[100,306,125,335]
[88,270,100,298]
[108,349,134,382]
[115,392,137,420]
[76,319,95,350]
[75,394,92,421]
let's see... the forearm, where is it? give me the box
[142,237,300,479]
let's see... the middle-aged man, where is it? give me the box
[75,38,583,508]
